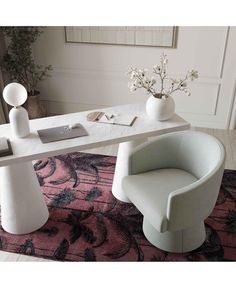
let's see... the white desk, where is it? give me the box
[0,103,190,234]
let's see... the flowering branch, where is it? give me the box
[127,53,198,99]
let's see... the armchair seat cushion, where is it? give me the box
[123,168,198,232]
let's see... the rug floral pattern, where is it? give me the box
[0,152,235,261]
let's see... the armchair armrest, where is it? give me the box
[167,162,225,231]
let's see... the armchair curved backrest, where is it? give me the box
[128,131,225,231]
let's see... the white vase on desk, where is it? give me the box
[3,83,30,138]
[146,94,175,121]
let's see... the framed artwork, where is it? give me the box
[65,26,177,48]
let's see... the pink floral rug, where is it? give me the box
[0,152,235,261]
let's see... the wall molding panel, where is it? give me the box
[40,68,223,116]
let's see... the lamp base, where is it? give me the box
[9,106,30,138]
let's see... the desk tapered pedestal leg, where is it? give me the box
[112,138,147,203]
[0,161,49,234]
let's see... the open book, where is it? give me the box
[87,111,137,127]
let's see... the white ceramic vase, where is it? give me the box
[146,95,175,121]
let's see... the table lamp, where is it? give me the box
[3,83,30,138]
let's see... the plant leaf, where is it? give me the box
[33,159,49,171]
[53,239,69,261]
[85,187,102,201]
[69,224,82,244]
[84,248,96,261]
[51,188,75,208]
[80,223,96,244]
[17,239,35,255]
[93,214,107,248]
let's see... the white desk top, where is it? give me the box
[0,103,190,167]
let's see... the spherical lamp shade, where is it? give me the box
[2,83,30,138]
[3,83,27,107]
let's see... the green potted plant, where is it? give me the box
[0,27,52,119]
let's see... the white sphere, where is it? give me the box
[3,83,27,107]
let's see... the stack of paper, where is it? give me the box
[0,137,13,157]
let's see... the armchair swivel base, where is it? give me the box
[143,218,206,253]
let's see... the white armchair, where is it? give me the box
[122,131,225,253]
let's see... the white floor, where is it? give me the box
[0,126,236,261]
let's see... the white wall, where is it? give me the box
[33,26,236,129]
